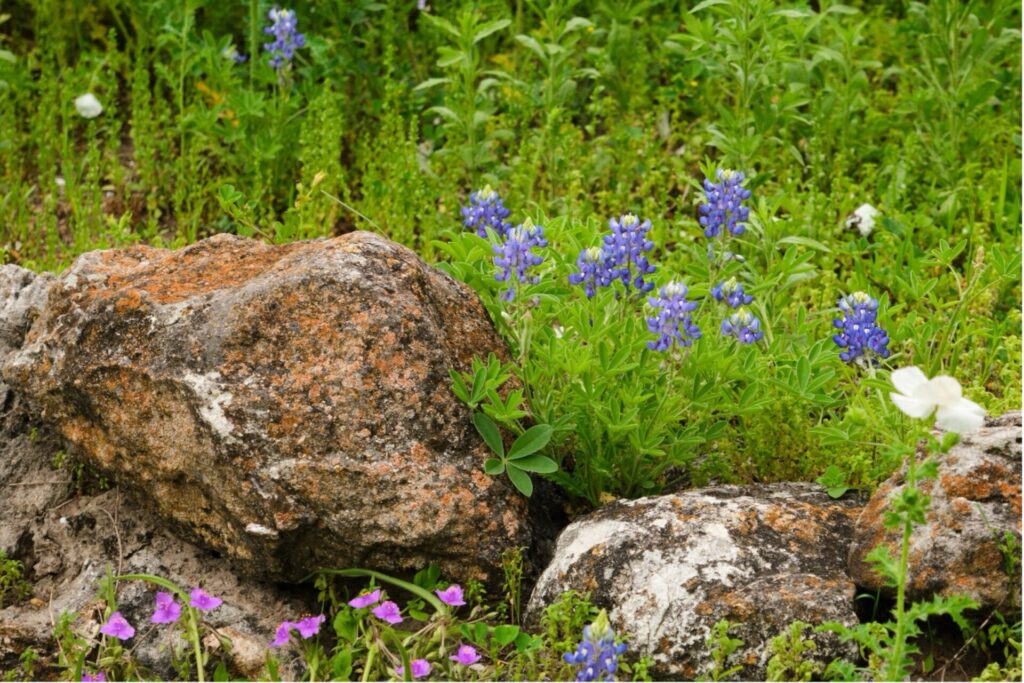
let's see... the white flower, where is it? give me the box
[890,366,986,433]
[74,93,103,119]
[845,203,880,237]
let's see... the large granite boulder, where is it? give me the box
[2,232,530,585]
[849,412,1022,612]
[525,484,863,680]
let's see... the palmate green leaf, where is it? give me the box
[493,624,520,646]
[506,465,533,497]
[474,412,504,457]
[507,424,553,460]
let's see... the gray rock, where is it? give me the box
[849,412,1022,612]
[2,233,530,586]
[525,484,864,680]
[0,265,53,400]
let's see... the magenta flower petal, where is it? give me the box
[99,611,135,640]
[396,659,431,679]
[449,644,481,666]
[189,587,223,611]
[347,589,381,609]
[294,614,325,639]
[81,673,107,682]
[270,621,293,647]
[372,600,402,625]
[435,584,465,607]
[150,591,182,624]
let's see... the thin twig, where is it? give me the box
[320,189,382,231]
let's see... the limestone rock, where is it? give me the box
[849,412,1022,612]
[525,484,863,680]
[2,232,530,585]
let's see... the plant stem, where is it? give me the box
[188,609,205,683]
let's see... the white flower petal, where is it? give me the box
[890,392,936,419]
[891,366,929,397]
[935,399,986,433]
[74,93,103,119]
[929,375,963,404]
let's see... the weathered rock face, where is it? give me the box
[525,484,863,681]
[849,412,1022,612]
[0,405,307,679]
[0,265,53,398]
[2,232,529,585]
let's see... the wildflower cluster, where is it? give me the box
[563,611,628,682]
[699,169,751,238]
[263,8,305,69]
[646,282,701,352]
[711,277,753,308]
[462,185,512,239]
[721,308,764,344]
[832,291,890,364]
[569,214,657,299]
[493,218,547,301]
[270,614,325,647]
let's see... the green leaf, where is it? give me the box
[474,412,504,457]
[414,77,451,91]
[509,454,558,474]
[413,564,441,590]
[213,661,229,682]
[484,458,506,475]
[473,19,511,44]
[507,424,553,460]
[493,624,520,646]
[333,610,357,643]
[506,465,533,497]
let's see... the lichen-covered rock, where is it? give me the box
[525,484,863,680]
[0,265,53,398]
[849,412,1022,612]
[2,232,529,585]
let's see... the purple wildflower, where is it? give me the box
[81,673,106,682]
[372,600,402,625]
[150,591,182,624]
[493,219,547,302]
[564,613,627,683]
[602,214,656,295]
[99,611,135,641]
[396,659,431,679]
[189,587,223,611]
[646,281,701,352]
[721,308,764,344]
[699,169,751,238]
[348,589,381,609]
[450,644,481,666]
[270,621,293,647]
[221,45,247,64]
[294,614,325,638]
[568,246,614,299]
[435,584,465,607]
[461,186,512,239]
[832,291,890,364]
[711,277,754,308]
[263,8,306,69]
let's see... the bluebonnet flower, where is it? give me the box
[832,291,890,364]
[222,44,247,64]
[564,611,628,682]
[263,8,306,69]
[711,277,754,308]
[602,214,656,295]
[569,246,614,298]
[646,281,701,352]
[699,169,751,238]
[721,308,764,344]
[461,185,512,239]
[493,219,547,301]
